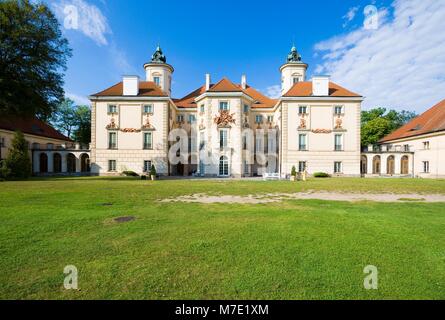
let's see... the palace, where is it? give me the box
[7,46,443,178]
[88,45,363,178]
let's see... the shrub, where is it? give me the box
[313,172,331,178]
[2,131,31,179]
[122,171,139,177]
[149,164,157,177]
[291,166,297,177]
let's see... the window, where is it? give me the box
[200,105,205,113]
[423,161,430,173]
[108,160,117,172]
[219,101,229,111]
[298,161,307,173]
[143,132,153,150]
[267,115,274,123]
[219,156,229,176]
[298,134,307,151]
[177,115,184,123]
[153,76,160,86]
[335,134,343,151]
[244,160,249,174]
[334,106,344,115]
[219,130,228,148]
[423,141,430,150]
[334,161,343,173]
[0,137,5,148]
[188,114,196,123]
[298,106,307,115]
[143,104,153,114]
[242,135,247,150]
[108,104,118,114]
[244,104,249,113]
[144,160,152,173]
[255,115,263,124]
[108,132,117,149]
[404,144,410,152]
[293,77,300,84]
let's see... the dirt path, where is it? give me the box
[160,192,445,204]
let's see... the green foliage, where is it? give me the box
[150,164,157,177]
[2,131,31,179]
[313,172,330,178]
[51,99,91,143]
[122,171,139,177]
[361,108,417,146]
[0,0,71,118]
[72,105,91,145]
[291,166,297,176]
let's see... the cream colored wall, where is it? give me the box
[144,65,172,95]
[92,100,169,175]
[384,132,445,178]
[282,101,361,176]
[0,129,71,160]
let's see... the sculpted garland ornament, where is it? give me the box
[214,110,236,127]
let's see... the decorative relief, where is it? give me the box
[243,116,250,128]
[106,117,119,130]
[214,110,236,127]
[142,115,155,131]
[199,118,206,130]
[120,128,141,133]
[311,129,332,134]
[335,115,343,130]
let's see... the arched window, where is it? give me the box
[53,153,62,173]
[39,153,48,173]
[373,156,381,174]
[401,156,409,175]
[387,156,395,175]
[219,156,229,176]
[361,156,368,174]
[80,153,90,173]
[67,153,76,173]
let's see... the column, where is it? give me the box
[47,152,54,173]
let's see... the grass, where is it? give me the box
[0,177,444,300]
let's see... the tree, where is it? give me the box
[361,108,417,146]
[73,105,91,145]
[0,0,71,119]
[1,131,32,179]
[50,98,77,138]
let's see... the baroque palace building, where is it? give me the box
[88,46,364,178]
[21,46,445,178]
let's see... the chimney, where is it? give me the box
[241,74,247,89]
[312,76,330,96]
[205,74,211,91]
[123,76,139,96]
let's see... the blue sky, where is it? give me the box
[48,0,445,112]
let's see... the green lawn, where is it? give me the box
[0,177,444,300]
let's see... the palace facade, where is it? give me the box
[88,46,364,178]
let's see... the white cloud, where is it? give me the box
[264,85,281,99]
[343,6,359,27]
[66,92,90,105]
[314,0,445,112]
[52,0,111,46]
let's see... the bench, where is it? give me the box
[263,173,280,181]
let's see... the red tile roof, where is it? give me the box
[283,81,361,97]
[0,117,72,142]
[173,78,277,109]
[208,78,243,92]
[380,99,445,142]
[91,81,168,97]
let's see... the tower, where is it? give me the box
[279,45,308,95]
[143,45,174,96]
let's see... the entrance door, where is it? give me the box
[219,156,229,176]
[401,156,409,175]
